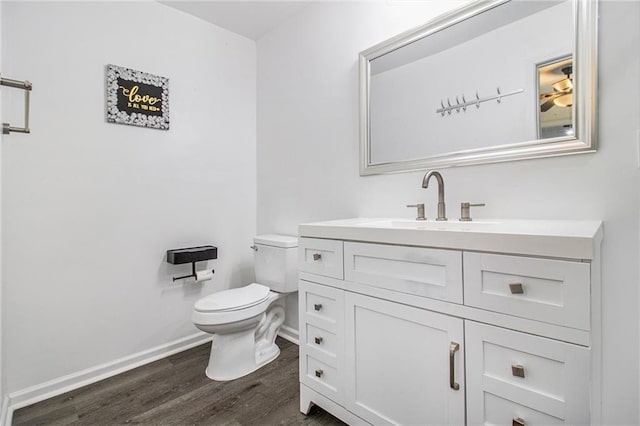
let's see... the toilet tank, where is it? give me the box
[253,234,298,293]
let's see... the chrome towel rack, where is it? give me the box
[1,76,32,135]
[436,87,523,116]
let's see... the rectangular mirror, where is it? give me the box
[359,0,598,175]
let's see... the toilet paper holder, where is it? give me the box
[167,245,217,282]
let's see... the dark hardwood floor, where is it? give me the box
[12,338,345,426]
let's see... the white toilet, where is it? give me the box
[192,234,298,381]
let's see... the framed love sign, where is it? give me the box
[106,64,170,130]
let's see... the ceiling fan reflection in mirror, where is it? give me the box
[540,65,573,112]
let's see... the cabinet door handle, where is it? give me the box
[313,253,322,261]
[509,282,524,294]
[314,336,323,345]
[512,417,525,426]
[315,369,324,378]
[449,341,460,390]
[314,303,322,311]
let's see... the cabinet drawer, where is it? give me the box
[344,242,463,303]
[466,321,590,424]
[299,281,345,403]
[483,392,563,426]
[305,323,338,361]
[299,238,344,279]
[299,280,343,333]
[301,354,340,400]
[464,252,590,330]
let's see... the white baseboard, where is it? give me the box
[3,332,213,426]
[278,325,299,345]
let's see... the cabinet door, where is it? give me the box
[466,321,590,425]
[345,292,465,425]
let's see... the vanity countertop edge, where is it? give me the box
[298,218,603,260]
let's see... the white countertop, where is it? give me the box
[298,218,603,260]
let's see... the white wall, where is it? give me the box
[0,0,4,406]
[257,1,640,423]
[2,1,256,395]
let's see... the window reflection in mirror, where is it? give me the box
[538,56,574,139]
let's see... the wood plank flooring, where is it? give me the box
[12,338,345,426]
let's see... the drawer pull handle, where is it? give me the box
[449,341,460,390]
[512,417,525,426]
[314,303,323,311]
[314,336,323,345]
[511,364,525,378]
[315,369,324,378]
[509,283,524,294]
[313,253,322,261]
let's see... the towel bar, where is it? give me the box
[1,76,32,135]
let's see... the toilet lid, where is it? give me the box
[194,283,271,313]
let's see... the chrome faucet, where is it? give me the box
[421,170,447,221]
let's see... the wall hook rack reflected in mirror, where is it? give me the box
[1,75,32,135]
[437,87,523,116]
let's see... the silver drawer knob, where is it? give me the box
[509,283,524,294]
[511,364,525,378]
[315,369,324,378]
[512,417,525,426]
[314,336,323,345]
[314,303,322,311]
[313,253,322,261]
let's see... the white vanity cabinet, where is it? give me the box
[297,220,602,426]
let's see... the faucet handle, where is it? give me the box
[407,203,426,220]
[459,202,485,221]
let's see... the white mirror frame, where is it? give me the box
[359,0,598,176]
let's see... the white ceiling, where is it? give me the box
[160,1,313,40]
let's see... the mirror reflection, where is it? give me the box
[538,56,573,138]
[361,0,596,175]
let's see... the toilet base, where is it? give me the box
[205,339,281,381]
[203,301,286,381]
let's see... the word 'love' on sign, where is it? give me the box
[106,64,169,130]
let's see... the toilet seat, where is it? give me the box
[192,284,279,327]
[194,283,270,313]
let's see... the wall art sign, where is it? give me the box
[106,64,169,130]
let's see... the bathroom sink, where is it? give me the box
[356,219,499,231]
[298,217,603,260]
